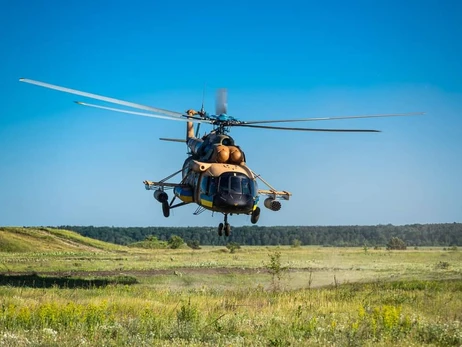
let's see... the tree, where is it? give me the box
[59,223,462,247]
[168,235,184,249]
[387,237,407,250]
[266,248,288,290]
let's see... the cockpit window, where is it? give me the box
[219,176,229,193]
[219,174,254,195]
[242,178,251,195]
[230,176,241,193]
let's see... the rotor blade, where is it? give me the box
[75,102,208,124]
[215,88,228,115]
[244,112,425,125]
[159,138,187,143]
[235,124,381,132]
[19,78,185,118]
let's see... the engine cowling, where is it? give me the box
[228,146,243,164]
[190,160,212,172]
[187,138,204,155]
[213,145,230,163]
[264,198,281,211]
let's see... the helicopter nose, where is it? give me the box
[215,193,254,212]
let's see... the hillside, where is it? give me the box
[0,227,123,253]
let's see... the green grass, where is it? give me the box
[0,227,123,253]
[0,227,461,345]
[0,279,460,346]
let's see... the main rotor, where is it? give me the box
[19,78,425,136]
[185,88,240,135]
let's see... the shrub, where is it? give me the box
[187,240,201,250]
[226,242,241,253]
[387,237,407,250]
[266,248,288,290]
[435,261,450,269]
[128,235,167,249]
[291,239,302,248]
[168,235,184,249]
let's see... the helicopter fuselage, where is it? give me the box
[174,157,259,215]
[172,126,259,215]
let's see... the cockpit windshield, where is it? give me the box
[219,173,254,195]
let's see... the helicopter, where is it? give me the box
[19,78,424,236]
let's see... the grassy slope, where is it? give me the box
[0,227,123,253]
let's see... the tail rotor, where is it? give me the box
[215,88,228,115]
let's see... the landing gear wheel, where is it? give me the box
[224,223,231,237]
[251,207,261,224]
[222,214,231,236]
[162,201,170,218]
[218,223,224,236]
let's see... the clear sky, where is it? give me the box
[1,0,461,228]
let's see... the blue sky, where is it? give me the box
[1,0,461,227]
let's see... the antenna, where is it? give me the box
[195,83,206,138]
[200,82,206,115]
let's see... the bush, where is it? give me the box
[266,248,288,290]
[226,242,241,253]
[187,240,201,250]
[168,235,184,249]
[128,235,167,249]
[387,237,407,250]
[435,261,450,269]
[291,239,302,248]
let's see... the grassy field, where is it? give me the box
[0,227,461,346]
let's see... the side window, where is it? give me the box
[187,172,196,186]
[201,176,209,194]
[208,177,217,195]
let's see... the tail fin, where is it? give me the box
[185,109,197,140]
[187,119,195,140]
[187,84,206,140]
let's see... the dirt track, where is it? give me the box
[1,266,343,278]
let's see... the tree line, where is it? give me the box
[55,223,462,247]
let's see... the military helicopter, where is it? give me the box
[19,78,424,236]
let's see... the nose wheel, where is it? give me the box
[218,223,223,236]
[251,207,260,224]
[218,214,231,237]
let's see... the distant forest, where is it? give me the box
[57,223,461,247]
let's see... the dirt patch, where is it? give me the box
[0,267,342,278]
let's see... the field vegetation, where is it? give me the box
[0,227,461,346]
